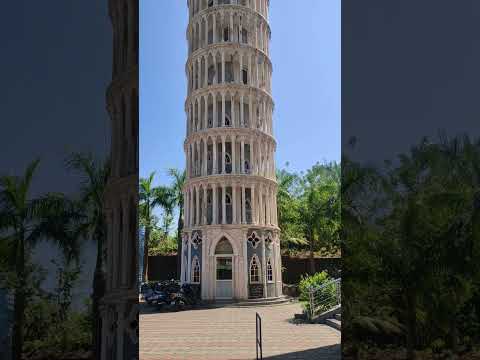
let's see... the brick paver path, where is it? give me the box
[140,302,340,360]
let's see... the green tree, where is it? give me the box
[65,153,110,360]
[139,172,174,281]
[0,159,79,360]
[166,168,186,279]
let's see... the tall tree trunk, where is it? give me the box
[12,234,25,360]
[406,287,417,360]
[92,232,105,360]
[143,226,150,282]
[176,205,183,280]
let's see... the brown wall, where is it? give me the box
[147,255,341,284]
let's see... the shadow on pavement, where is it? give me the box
[263,344,341,360]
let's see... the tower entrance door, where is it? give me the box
[215,256,233,299]
[214,237,234,299]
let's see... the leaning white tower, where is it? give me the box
[181,0,281,301]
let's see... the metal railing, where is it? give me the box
[256,312,263,360]
[307,278,341,321]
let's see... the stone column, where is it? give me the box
[203,186,208,224]
[239,52,243,84]
[187,237,192,282]
[222,184,226,224]
[262,235,267,298]
[231,134,236,174]
[198,97,202,130]
[266,187,271,225]
[221,92,226,126]
[212,184,218,224]
[213,92,217,126]
[205,16,209,46]
[204,96,208,129]
[213,137,217,174]
[231,93,235,126]
[259,186,263,225]
[243,234,248,299]
[221,50,225,83]
[221,136,226,173]
[248,54,252,85]
[195,186,200,226]
[242,185,246,224]
[213,13,217,43]
[251,183,256,224]
[240,95,244,126]
[250,136,255,173]
[249,93,253,129]
[203,138,208,176]
[232,183,237,224]
[193,60,196,90]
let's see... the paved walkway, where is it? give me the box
[140,302,340,360]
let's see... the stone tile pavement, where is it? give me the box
[140,302,340,360]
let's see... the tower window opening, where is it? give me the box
[192,257,201,283]
[250,255,260,283]
[267,258,273,282]
[242,69,248,84]
[223,27,229,42]
[242,29,248,44]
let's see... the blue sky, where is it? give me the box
[140,0,340,218]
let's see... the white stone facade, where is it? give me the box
[181,0,282,301]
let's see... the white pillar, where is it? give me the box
[221,136,226,173]
[240,139,245,173]
[222,184,226,224]
[221,92,226,126]
[203,186,208,224]
[221,51,225,83]
[203,138,208,176]
[195,186,200,226]
[213,137,218,174]
[240,95,244,127]
[213,13,217,43]
[187,236,192,283]
[204,96,208,129]
[242,185,246,224]
[213,92,217,126]
[231,135,236,174]
[232,184,237,224]
[213,184,218,224]
[262,235,267,298]
[251,183,256,224]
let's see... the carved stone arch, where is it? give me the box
[209,232,239,256]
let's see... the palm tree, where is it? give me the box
[167,168,186,279]
[139,172,174,282]
[65,153,110,360]
[0,159,79,360]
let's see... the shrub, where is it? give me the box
[299,271,337,316]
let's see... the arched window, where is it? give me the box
[242,29,248,44]
[266,258,273,282]
[250,255,261,283]
[191,256,201,283]
[215,237,233,254]
[223,27,229,42]
[242,68,248,84]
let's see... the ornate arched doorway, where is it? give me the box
[215,237,234,299]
